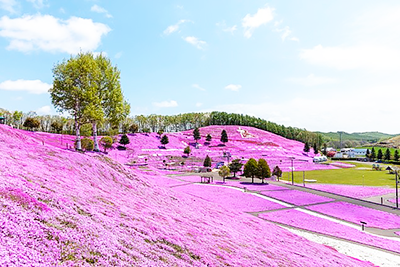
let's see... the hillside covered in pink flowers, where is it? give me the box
[0,124,374,266]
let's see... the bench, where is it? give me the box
[200,176,213,183]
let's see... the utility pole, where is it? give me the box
[396,171,399,209]
[338,131,344,150]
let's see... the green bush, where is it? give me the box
[81,138,94,151]
[100,136,113,152]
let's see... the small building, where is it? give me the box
[0,116,5,124]
[334,148,367,158]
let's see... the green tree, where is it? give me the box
[184,146,191,157]
[206,134,212,142]
[303,142,310,153]
[272,166,282,180]
[23,117,40,131]
[142,128,150,134]
[51,121,63,133]
[220,129,228,145]
[228,159,243,178]
[384,148,391,161]
[157,129,164,136]
[12,111,23,128]
[371,147,376,160]
[193,127,201,143]
[160,135,169,148]
[119,134,130,147]
[51,52,99,150]
[203,155,212,167]
[366,148,370,160]
[80,123,92,137]
[322,143,327,156]
[313,143,318,154]
[219,165,230,183]
[257,158,271,184]
[243,158,258,184]
[100,136,113,153]
[394,150,399,161]
[377,149,383,160]
[129,123,139,133]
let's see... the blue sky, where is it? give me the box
[1,1,400,134]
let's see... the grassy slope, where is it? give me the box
[316,131,396,142]
[0,125,373,266]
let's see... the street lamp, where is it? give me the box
[396,171,399,209]
[289,157,295,185]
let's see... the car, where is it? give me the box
[375,160,382,163]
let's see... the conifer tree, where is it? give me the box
[371,147,376,160]
[384,148,391,161]
[160,135,169,148]
[203,155,212,167]
[184,146,191,156]
[193,127,201,143]
[377,149,383,160]
[220,129,228,144]
[394,150,399,161]
[206,134,212,142]
[303,142,310,153]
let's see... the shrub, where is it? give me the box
[184,146,191,156]
[129,124,139,133]
[193,127,201,143]
[81,138,94,151]
[51,121,63,133]
[119,134,130,147]
[303,142,310,153]
[206,134,212,142]
[23,117,40,130]
[272,166,282,180]
[100,136,113,153]
[160,135,169,148]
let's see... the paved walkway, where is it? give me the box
[169,172,400,239]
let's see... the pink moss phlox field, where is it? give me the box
[0,125,375,266]
[260,209,400,254]
[223,181,291,191]
[172,184,286,212]
[307,202,400,229]
[260,190,335,206]
[306,184,395,198]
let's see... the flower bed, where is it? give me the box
[306,184,395,198]
[330,162,355,168]
[260,190,335,206]
[259,209,400,254]
[172,184,287,213]
[306,202,400,229]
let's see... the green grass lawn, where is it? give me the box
[282,165,398,187]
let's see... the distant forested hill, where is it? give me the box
[316,131,397,148]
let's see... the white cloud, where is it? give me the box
[274,26,299,42]
[0,0,17,13]
[152,100,178,108]
[0,79,51,94]
[115,51,122,59]
[299,45,400,72]
[242,6,274,38]
[224,84,241,91]
[36,105,52,115]
[27,0,46,9]
[91,4,112,18]
[195,102,203,107]
[289,74,336,86]
[214,84,400,133]
[0,14,110,54]
[183,36,207,50]
[192,84,205,91]
[163,20,189,35]
[176,5,183,10]
[217,21,237,34]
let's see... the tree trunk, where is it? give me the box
[75,120,81,150]
[92,122,100,152]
